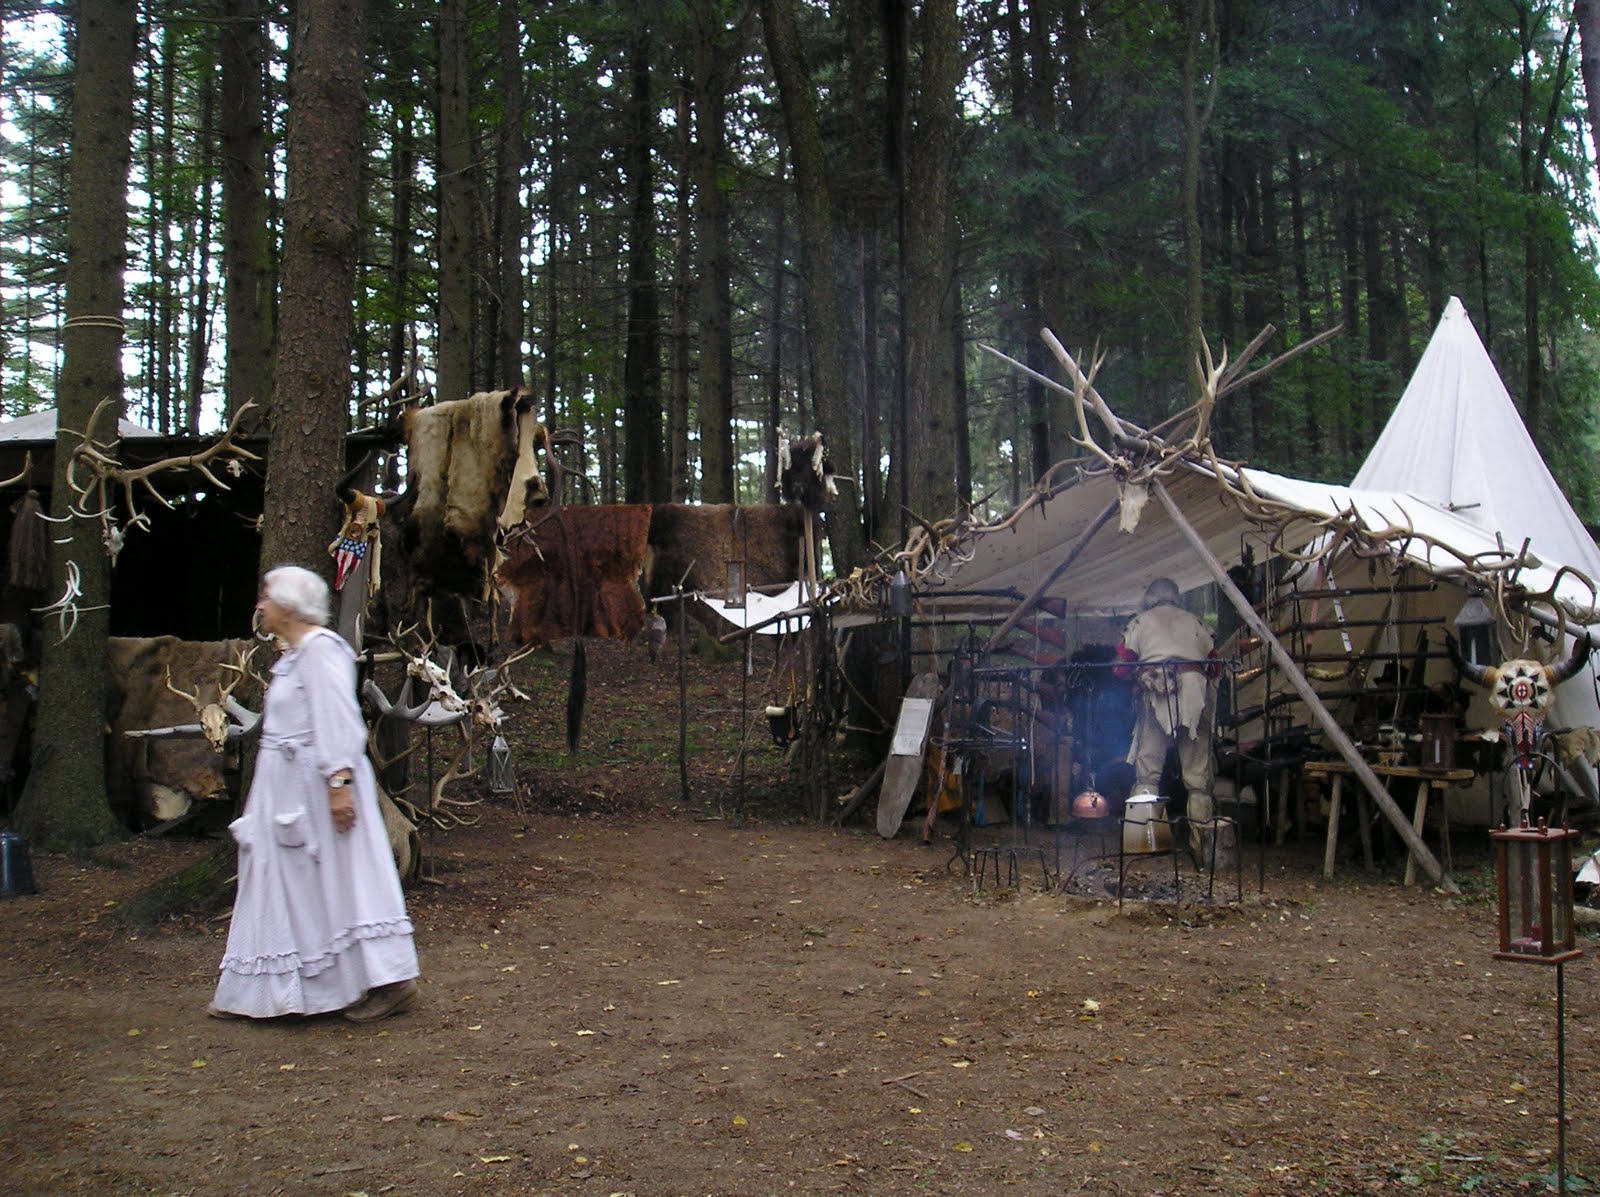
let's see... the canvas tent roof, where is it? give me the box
[889,297,1600,631]
[906,461,1599,626]
[0,408,161,442]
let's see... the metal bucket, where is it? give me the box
[1122,796,1172,854]
[0,830,38,897]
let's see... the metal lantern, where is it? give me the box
[889,568,912,618]
[725,558,746,608]
[1491,818,1583,965]
[1454,595,1500,669]
[488,732,516,796]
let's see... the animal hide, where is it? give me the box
[643,503,804,601]
[397,386,541,596]
[106,636,259,823]
[495,505,652,646]
[497,409,550,532]
[778,432,837,512]
[7,490,49,591]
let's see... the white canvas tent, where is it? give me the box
[1353,297,1600,583]
[1349,297,1600,735]
[851,304,1600,877]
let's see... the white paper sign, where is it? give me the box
[891,698,935,757]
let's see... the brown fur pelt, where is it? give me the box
[396,385,540,596]
[496,505,652,646]
[8,489,50,591]
[643,503,804,601]
[105,636,260,822]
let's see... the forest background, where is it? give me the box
[6,0,1600,846]
[8,1,1600,561]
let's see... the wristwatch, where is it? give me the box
[328,777,352,789]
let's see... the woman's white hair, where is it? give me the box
[263,565,331,626]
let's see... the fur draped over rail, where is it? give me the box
[396,386,545,596]
[495,505,652,646]
[643,503,805,601]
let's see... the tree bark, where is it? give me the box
[259,0,368,575]
[14,0,138,850]
[219,0,274,427]
[902,0,961,519]
[435,0,474,404]
[494,4,528,389]
[622,27,666,503]
[758,0,866,569]
[1180,0,1213,406]
[1579,0,1600,168]
[688,0,736,503]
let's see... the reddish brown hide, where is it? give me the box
[496,505,652,646]
[642,503,804,601]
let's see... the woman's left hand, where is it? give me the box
[329,776,356,833]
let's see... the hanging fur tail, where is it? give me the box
[566,639,587,751]
[8,490,50,591]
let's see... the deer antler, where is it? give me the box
[426,732,485,827]
[0,452,31,491]
[65,400,261,558]
[1060,343,1119,473]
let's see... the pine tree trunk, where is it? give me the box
[495,4,528,388]
[1578,0,1600,167]
[14,0,138,850]
[902,0,960,520]
[259,0,368,575]
[219,0,273,428]
[758,0,866,568]
[436,0,473,404]
[622,28,665,504]
[689,0,736,503]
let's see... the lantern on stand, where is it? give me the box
[1454,595,1500,669]
[488,731,516,796]
[1490,817,1583,1194]
[888,568,912,618]
[725,559,746,609]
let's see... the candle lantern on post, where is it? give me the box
[1490,817,1583,1195]
[1492,818,1581,964]
[724,559,746,609]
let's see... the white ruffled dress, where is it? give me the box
[212,627,419,1018]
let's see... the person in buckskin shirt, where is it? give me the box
[1116,577,1220,856]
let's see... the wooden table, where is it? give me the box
[1302,760,1475,885]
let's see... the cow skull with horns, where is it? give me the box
[1448,630,1593,820]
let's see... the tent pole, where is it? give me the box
[1151,478,1459,893]
[982,497,1121,655]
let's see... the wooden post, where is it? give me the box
[1151,478,1458,893]
[676,582,690,804]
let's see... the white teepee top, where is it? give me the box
[1351,296,1600,582]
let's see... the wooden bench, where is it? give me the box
[1302,760,1474,885]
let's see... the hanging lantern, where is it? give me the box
[889,568,912,618]
[488,732,516,796]
[1491,818,1583,965]
[725,559,746,609]
[1454,595,1500,670]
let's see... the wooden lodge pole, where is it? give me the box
[1151,478,1458,893]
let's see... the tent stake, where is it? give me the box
[1151,477,1459,893]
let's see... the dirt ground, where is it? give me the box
[3,638,1599,1196]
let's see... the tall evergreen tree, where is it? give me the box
[13,0,139,849]
[259,0,368,574]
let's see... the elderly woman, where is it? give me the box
[209,565,420,1023]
